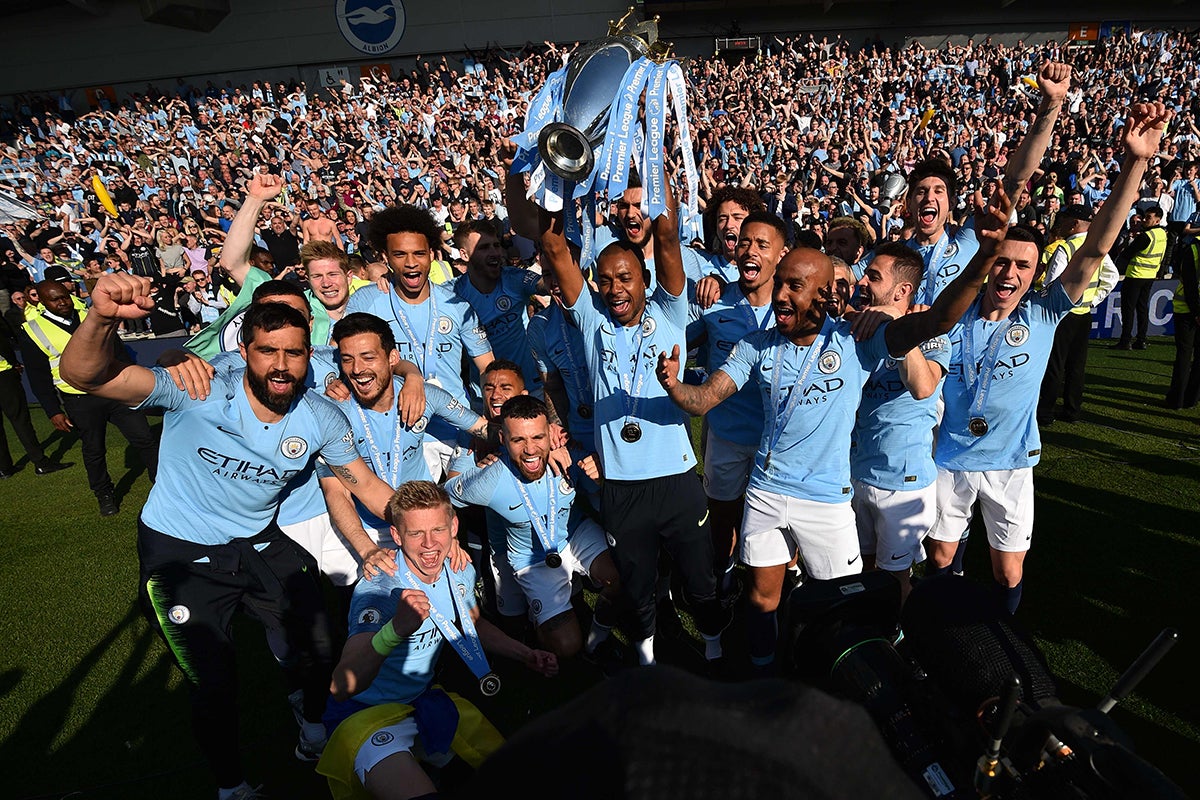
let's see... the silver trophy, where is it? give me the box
[538,9,669,183]
[873,170,908,205]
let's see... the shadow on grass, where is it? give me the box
[5,603,335,800]
[0,669,22,701]
[1015,483,1199,795]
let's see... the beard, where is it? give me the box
[247,368,303,414]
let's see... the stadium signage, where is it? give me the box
[336,0,407,55]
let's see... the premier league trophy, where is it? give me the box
[511,8,700,264]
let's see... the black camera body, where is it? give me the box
[779,573,1185,800]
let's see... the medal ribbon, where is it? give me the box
[960,298,1017,425]
[401,561,492,681]
[508,459,560,558]
[610,316,653,424]
[355,397,405,488]
[389,290,439,381]
[915,228,951,305]
[767,323,833,459]
[738,292,773,332]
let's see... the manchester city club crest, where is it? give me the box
[219,311,246,353]
[437,316,453,334]
[1005,324,1030,347]
[559,477,573,495]
[818,350,842,374]
[641,316,656,336]
[281,436,309,459]
[168,605,190,624]
[411,416,428,433]
[335,0,407,55]
[884,357,898,371]
[496,295,513,312]
[370,730,395,746]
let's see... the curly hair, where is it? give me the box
[367,204,442,256]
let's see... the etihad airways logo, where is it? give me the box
[197,448,301,484]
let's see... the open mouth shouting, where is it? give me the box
[517,452,546,480]
[416,544,443,572]
[991,279,1021,304]
[774,303,796,327]
[621,215,649,246]
[739,255,762,284]
[918,205,941,230]
[607,294,636,323]
[395,267,426,294]
[267,370,297,395]
[722,229,739,256]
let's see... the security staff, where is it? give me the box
[1166,241,1200,409]
[0,316,71,478]
[1036,205,1119,424]
[20,278,158,515]
[1113,204,1167,350]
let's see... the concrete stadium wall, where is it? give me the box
[0,0,630,96]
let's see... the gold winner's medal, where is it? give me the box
[480,672,501,696]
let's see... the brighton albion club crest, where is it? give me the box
[335,0,407,55]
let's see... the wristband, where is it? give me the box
[371,620,403,656]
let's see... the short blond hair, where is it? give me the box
[387,480,452,523]
[300,240,349,271]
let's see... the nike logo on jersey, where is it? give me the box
[717,318,734,324]
[890,553,907,561]
[847,554,860,566]
[698,510,710,527]
[216,425,240,436]
[509,503,523,510]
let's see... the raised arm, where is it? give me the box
[1001,61,1070,199]
[537,207,584,307]
[652,181,686,297]
[59,273,158,404]
[498,138,540,240]
[1059,102,1171,303]
[884,188,1013,356]
[220,171,282,286]
[331,589,430,701]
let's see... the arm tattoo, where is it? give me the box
[671,370,737,416]
[331,463,359,485]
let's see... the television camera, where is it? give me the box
[779,572,1185,799]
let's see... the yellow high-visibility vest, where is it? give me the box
[1044,235,1105,316]
[1127,226,1166,280]
[22,312,87,395]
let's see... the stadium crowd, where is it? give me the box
[2,23,1198,800]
